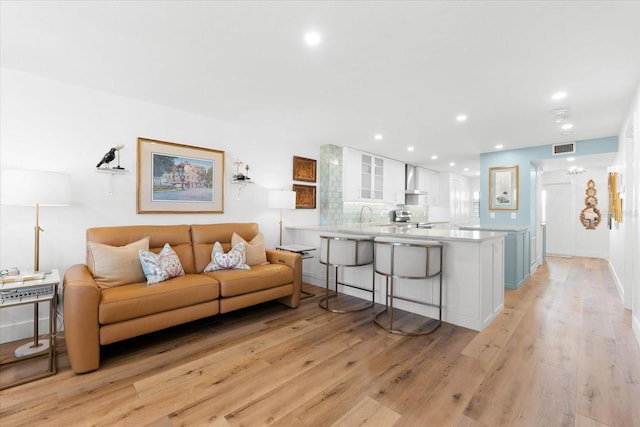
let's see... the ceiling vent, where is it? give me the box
[552,142,576,155]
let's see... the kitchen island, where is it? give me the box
[458,225,530,289]
[287,224,506,331]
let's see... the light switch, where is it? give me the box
[490,212,495,219]
[511,212,517,219]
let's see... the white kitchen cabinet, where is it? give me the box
[417,167,441,206]
[343,147,404,203]
[450,173,471,223]
[384,158,406,204]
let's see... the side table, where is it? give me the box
[0,269,59,389]
[276,245,316,299]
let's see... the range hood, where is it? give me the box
[405,164,428,195]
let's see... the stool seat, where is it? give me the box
[373,237,444,336]
[319,233,375,313]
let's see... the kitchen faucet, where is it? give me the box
[359,205,373,223]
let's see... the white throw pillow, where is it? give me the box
[204,242,251,271]
[139,243,185,285]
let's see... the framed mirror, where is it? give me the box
[580,179,600,229]
[580,206,601,229]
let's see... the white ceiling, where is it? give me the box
[2,1,639,175]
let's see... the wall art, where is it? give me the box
[293,156,317,182]
[293,184,316,209]
[489,165,519,210]
[137,137,224,213]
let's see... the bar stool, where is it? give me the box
[373,237,443,336]
[319,233,375,313]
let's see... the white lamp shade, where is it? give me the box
[268,190,296,210]
[1,169,72,206]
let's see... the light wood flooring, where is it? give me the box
[1,256,639,426]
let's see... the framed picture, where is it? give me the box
[137,137,225,214]
[293,184,316,209]
[293,156,317,182]
[489,165,519,210]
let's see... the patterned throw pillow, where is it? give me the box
[204,242,251,272]
[139,243,186,285]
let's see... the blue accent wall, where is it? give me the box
[480,136,618,236]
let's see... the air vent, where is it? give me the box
[552,142,576,155]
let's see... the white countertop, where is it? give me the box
[287,224,506,242]
[458,225,530,232]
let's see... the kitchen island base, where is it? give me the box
[289,225,505,332]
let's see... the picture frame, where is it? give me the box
[293,156,317,182]
[293,184,316,209]
[489,165,519,210]
[137,137,225,214]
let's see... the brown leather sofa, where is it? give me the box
[63,223,301,374]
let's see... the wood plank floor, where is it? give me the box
[1,256,638,426]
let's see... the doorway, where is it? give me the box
[544,183,574,256]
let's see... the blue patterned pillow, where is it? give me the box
[204,242,250,271]
[139,243,185,285]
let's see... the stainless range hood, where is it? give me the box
[405,164,428,195]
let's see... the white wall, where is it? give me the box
[0,68,320,341]
[542,167,610,259]
[609,83,639,346]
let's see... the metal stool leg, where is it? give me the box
[373,239,443,336]
[319,235,375,314]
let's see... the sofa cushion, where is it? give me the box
[87,225,196,274]
[231,232,268,266]
[139,243,186,284]
[205,263,294,297]
[99,274,219,324]
[204,242,250,271]
[87,238,150,288]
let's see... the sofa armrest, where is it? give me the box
[63,264,101,373]
[266,249,302,308]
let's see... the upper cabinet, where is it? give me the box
[343,147,405,203]
[384,157,406,204]
[416,167,441,206]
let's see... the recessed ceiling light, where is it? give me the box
[464,168,470,171]
[495,144,504,150]
[431,155,438,160]
[566,157,576,162]
[552,91,567,101]
[407,146,415,152]
[449,162,456,166]
[374,134,383,140]
[561,123,574,130]
[304,31,322,46]
[456,114,467,122]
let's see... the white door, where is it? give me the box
[544,183,574,256]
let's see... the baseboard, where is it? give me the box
[633,314,640,348]
[0,317,52,345]
[608,260,628,308]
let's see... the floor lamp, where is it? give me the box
[267,189,296,246]
[1,169,72,356]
